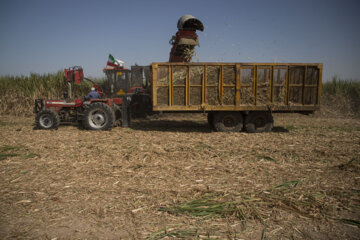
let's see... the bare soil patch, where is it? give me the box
[0,113,359,239]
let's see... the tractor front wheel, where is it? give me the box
[35,109,60,130]
[82,103,115,130]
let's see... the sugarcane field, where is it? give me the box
[1,3,360,239]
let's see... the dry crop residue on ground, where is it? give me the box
[0,114,359,239]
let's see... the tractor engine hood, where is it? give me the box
[177,15,204,31]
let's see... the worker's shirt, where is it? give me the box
[86,90,100,100]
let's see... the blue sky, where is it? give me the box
[0,0,359,81]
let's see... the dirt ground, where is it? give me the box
[0,113,359,239]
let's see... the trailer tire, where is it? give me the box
[213,112,243,132]
[35,109,60,130]
[245,111,273,133]
[82,103,114,130]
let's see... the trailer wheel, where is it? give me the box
[82,103,114,130]
[245,111,273,133]
[35,109,60,130]
[213,112,243,132]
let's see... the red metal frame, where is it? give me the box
[169,30,199,62]
[64,66,84,84]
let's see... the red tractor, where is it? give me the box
[34,66,125,130]
[34,65,151,130]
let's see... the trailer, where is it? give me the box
[132,62,323,132]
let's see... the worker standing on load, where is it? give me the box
[85,87,100,100]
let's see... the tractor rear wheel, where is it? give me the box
[82,103,115,130]
[213,112,243,132]
[35,109,60,130]
[245,111,273,133]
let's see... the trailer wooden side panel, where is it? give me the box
[151,62,322,112]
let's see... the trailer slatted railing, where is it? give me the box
[151,62,322,113]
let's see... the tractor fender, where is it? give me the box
[89,98,113,107]
[75,98,82,107]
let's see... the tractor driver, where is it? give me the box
[85,87,100,100]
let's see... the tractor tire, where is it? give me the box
[35,109,60,130]
[245,111,273,133]
[213,112,243,132]
[82,103,115,130]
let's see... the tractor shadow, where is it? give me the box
[130,120,290,133]
[130,119,212,133]
[272,126,290,133]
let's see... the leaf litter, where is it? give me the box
[0,113,359,239]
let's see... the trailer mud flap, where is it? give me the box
[121,95,131,127]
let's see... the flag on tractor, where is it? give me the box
[107,54,124,67]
